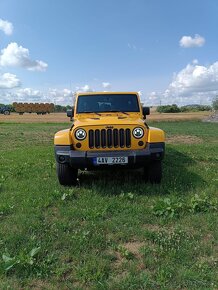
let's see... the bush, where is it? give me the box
[180,105,212,112]
[156,104,181,113]
[157,104,212,113]
[54,105,72,112]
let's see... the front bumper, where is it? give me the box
[55,143,165,169]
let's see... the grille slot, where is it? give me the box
[95,129,100,148]
[126,129,131,147]
[119,129,124,148]
[88,130,94,148]
[113,129,118,147]
[88,128,131,149]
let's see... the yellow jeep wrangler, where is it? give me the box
[54,92,165,185]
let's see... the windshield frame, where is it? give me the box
[76,93,140,114]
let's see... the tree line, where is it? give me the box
[1,96,218,113]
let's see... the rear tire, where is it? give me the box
[148,161,162,184]
[4,110,10,115]
[56,162,78,186]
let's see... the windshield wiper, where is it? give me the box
[82,111,101,116]
[108,110,129,115]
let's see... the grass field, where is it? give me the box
[0,120,217,289]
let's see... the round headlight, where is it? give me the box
[133,127,144,139]
[75,128,86,140]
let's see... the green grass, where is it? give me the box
[0,121,217,289]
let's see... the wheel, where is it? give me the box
[148,161,162,184]
[4,110,10,115]
[143,164,150,183]
[56,162,78,186]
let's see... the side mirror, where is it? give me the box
[143,107,150,118]
[66,107,74,118]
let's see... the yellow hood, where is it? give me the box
[73,113,145,128]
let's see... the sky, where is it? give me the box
[0,0,218,105]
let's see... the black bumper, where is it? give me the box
[55,143,165,169]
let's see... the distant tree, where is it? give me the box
[157,104,181,113]
[180,105,212,112]
[212,96,218,110]
[54,105,67,112]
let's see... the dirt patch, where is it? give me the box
[112,241,145,269]
[111,241,146,282]
[167,135,203,144]
[123,241,144,258]
[0,112,70,123]
[143,224,163,232]
[0,111,211,123]
[28,279,56,290]
[148,111,210,121]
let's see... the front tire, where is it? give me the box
[4,110,10,115]
[56,162,78,186]
[148,161,162,184]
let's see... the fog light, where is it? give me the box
[76,142,82,148]
[138,141,144,146]
[59,155,65,162]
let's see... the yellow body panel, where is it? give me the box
[54,92,165,149]
[147,127,165,143]
[54,129,72,145]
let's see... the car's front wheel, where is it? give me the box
[145,161,162,184]
[56,162,78,186]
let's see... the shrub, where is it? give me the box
[189,194,217,213]
[152,194,217,218]
[157,104,181,113]
[180,105,212,112]
[152,198,183,218]
[157,104,211,113]
[2,247,41,272]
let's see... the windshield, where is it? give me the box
[77,94,140,113]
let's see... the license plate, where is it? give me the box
[96,156,128,165]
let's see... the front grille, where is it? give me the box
[88,128,131,149]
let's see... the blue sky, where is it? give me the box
[0,0,218,105]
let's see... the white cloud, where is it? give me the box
[48,88,73,104]
[167,61,218,94]
[144,91,161,106]
[0,88,43,104]
[0,42,48,71]
[162,60,218,105]
[0,88,74,105]
[192,59,198,65]
[14,88,47,102]
[179,34,205,48]
[0,18,13,35]
[144,61,218,106]
[75,84,93,92]
[0,73,21,89]
[102,82,111,89]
